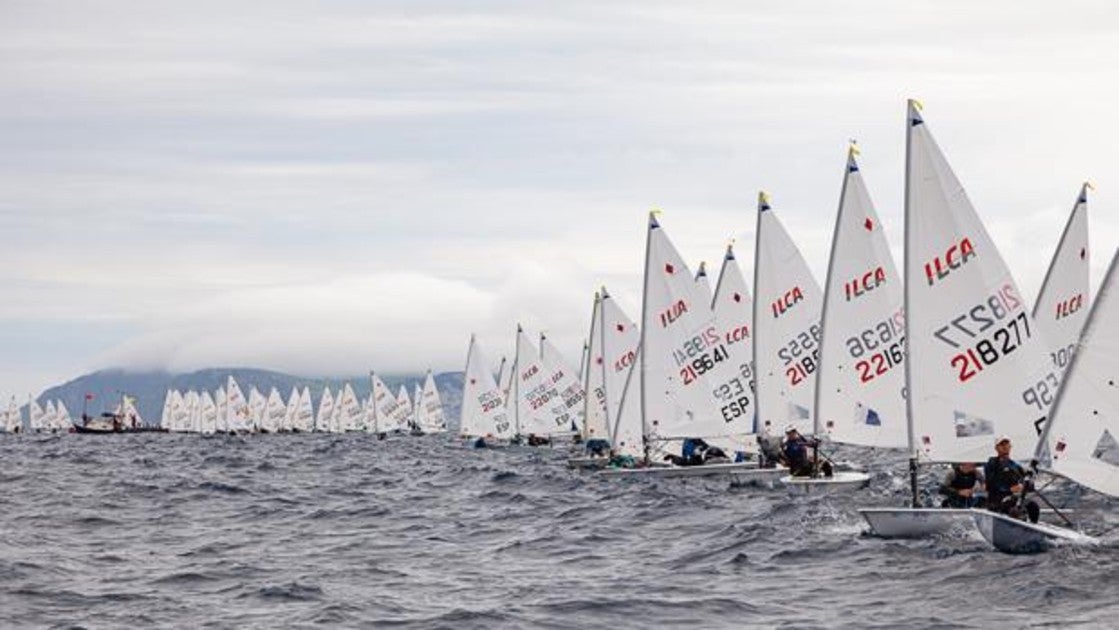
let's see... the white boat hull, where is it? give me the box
[858,507,973,538]
[971,510,1098,554]
[779,471,870,494]
[567,456,610,470]
[598,461,768,479]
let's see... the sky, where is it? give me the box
[3,1,1119,399]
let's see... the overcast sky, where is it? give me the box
[3,1,1118,399]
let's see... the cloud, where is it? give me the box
[2,1,1119,399]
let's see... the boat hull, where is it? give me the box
[598,461,772,479]
[72,424,168,434]
[779,470,870,494]
[971,510,1097,554]
[858,507,973,538]
[567,456,610,470]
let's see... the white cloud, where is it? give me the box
[2,1,1118,397]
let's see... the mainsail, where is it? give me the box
[816,148,907,448]
[459,335,512,439]
[1033,183,1091,374]
[600,288,639,439]
[1038,249,1119,497]
[640,213,754,443]
[753,193,823,435]
[316,386,335,433]
[904,100,1058,463]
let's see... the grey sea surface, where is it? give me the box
[0,434,1116,628]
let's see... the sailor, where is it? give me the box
[681,438,710,465]
[756,421,783,468]
[938,461,983,508]
[781,426,833,478]
[781,426,813,476]
[585,436,610,457]
[608,449,638,469]
[984,435,1040,523]
[473,435,488,448]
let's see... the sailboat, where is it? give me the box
[394,385,413,433]
[1033,183,1092,375]
[600,212,777,480]
[293,387,314,433]
[4,396,21,433]
[572,292,610,466]
[413,370,447,434]
[316,386,335,433]
[458,334,514,442]
[860,101,1063,536]
[971,250,1117,552]
[787,148,907,493]
[540,332,586,439]
[509,325,570,442]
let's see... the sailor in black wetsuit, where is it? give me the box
[984,435,1040,523]
[781,426,813,477]
[938,461,983,508]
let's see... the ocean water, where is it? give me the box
[1,434,1116,628]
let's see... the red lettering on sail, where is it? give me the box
[770,286,804,318]
[924,237,976,286]
[1055,294,1084,320]
[658,300,688,328]
[844,266,887,301]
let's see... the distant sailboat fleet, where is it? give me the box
[2,371,447,436]
[458,100,1116,552]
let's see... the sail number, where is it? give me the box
[1022,370,1061,412]
[933,284,1022,348]
[680,344,731,385]
[856,338,905,384]
[950,312,1032,383]
[1050,343,1076,369]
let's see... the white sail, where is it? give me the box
[600,288,639,439]
[28,397,44,431]
[611,345,646,458]
[395,385,413,431]
[283,386,300,432]
[540,333,585,434]
[316,386,335,433]
[369,373,401,433]
[5,396,20,433]
[213,386,227,433]
[199,391,217,434]
[418,371,446,433]
[340,383,364,432]
[169,390,188,432]
[582,292,610,441]
[641,213,756,443]
[247,387,266,433]
[183,391,200,433]
[816,149,907,448]
[412,383,424,430]
[1041,250,1119,496]
[294,387,314,432]
[43,400,58,431]
[459,335,513,439]
[694,261,714,310]
[264,387,286,433]
[1034,184,1092,374]
[56,401,72,429]
[904,100,1058,463]
[159,390,174,429]
[226,377,251,433]
[114,395,143,428]
[710,242,757,443]
[511,326,566,436]
[753,193,823,436]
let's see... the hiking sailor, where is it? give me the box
[781,426,833,478]
[984,435,1040,523]
[938,461,983,508]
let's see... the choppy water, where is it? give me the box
[1,434,1116,628]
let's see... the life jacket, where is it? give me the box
[948,467,978,491]
[783,438,809,468]
[985,456,1025,496]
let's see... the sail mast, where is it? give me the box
[903,100,920,507]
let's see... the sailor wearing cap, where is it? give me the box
[983,435,1040,523]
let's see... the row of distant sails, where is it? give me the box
[458,100,1115,506]
[2,371,447,436]
[160,372,447,435]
